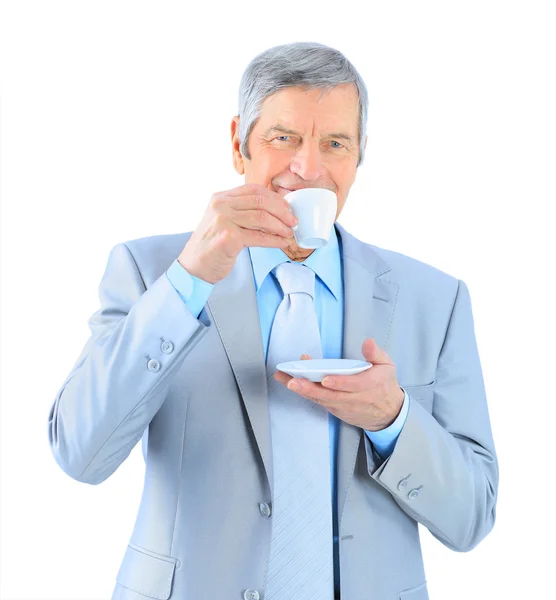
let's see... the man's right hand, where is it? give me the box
[177,183,299,284]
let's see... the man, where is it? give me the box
[48,42,499,600]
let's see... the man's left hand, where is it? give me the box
[273,338,404,431]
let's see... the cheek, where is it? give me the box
[332,171,356,212]
[262,151,294,180]
[332,165,355,191]
[243,155,269,182]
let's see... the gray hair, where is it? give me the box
[238,42,369,168]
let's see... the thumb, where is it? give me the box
[300,353,311,360]
[362,338,392,365]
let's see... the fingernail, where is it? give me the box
[323,377,335,386]
[288,380,300,390]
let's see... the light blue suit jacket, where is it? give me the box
[48,221,499,600]
[166,223,410,593]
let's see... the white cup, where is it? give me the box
[284,188,337,249]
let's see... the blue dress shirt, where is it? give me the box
[165,225,410,594]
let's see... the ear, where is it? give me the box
[231,116,245,175]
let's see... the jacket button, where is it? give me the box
[259,502,271,517]
[147,359,160,372]
[161,340,174,354]
[243,590,260,600]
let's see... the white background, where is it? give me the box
[1,1,555,599]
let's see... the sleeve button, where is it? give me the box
[147,358,161,372]
[161,340,174,354]
[397,474,411,491]
[408,487,421,500]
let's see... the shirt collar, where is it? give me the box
[248,223,342,301]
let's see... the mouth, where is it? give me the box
[276,186,318,197]
[276,186,295,196]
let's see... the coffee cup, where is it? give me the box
[284,188,337,249]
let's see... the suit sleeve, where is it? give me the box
[48,244,212,484]
[364,279,499,552]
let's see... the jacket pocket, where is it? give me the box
[399,581,429,599]
[400,380,435,413]
[116,543,178,600]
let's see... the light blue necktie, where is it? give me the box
[264,261,334,600]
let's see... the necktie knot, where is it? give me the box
[274,261,316,300]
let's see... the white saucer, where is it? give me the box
[276,358,372,383]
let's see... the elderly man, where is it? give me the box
[48,42,499,600]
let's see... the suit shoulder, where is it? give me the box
[116,230,194,282]
[122,230,192,255]
[370,243,460,297]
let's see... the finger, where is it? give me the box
[232,194,297,229]
[362,337,394,365]
[232,207,296,239]
[287,378,342,406]
[227,221,292,249]
[224,182,291,210]
[274,355,311,388]
[321,372,367,392]
[223,184,297,224]
[274,370,293,384]
[225,183,269,197]
[274,353,311,385]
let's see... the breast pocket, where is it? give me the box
[400,380,435,413]
[115,543,178,600]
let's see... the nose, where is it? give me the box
[289,140,327,181]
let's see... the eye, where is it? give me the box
[330,140,343,149]
[276,136,291,142]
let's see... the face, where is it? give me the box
[231,83,367,261]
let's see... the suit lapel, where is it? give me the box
[204,246,275,495]
[334,222,398,520]
[206,222,398,512]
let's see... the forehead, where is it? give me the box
[257,83,359,134]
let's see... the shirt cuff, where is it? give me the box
[166,258,214,319]
[364,388,410,459]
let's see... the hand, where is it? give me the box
[177,183,298,284]
[273,338,405,431]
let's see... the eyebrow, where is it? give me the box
[264,125,355,144]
